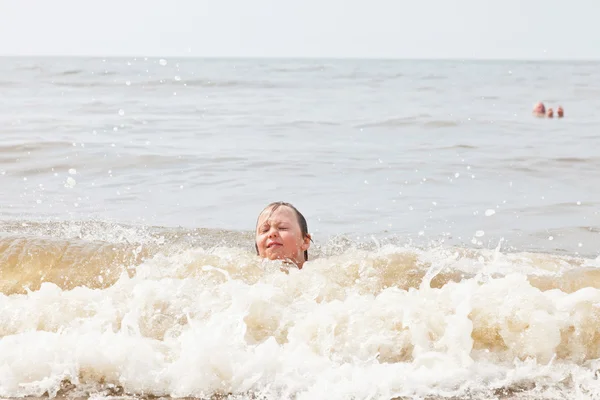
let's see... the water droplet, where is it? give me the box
[485,209,496,217]
[475,230,485,237]
[68,168,77,175]
[159,59,167,66]
[125,80,131,86]
[118,109,125,116]
[548,236,554,241]
[174,76,181,81]
[454,173,460,178]
[64,177,76,188]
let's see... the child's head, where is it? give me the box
[255,202,311,268]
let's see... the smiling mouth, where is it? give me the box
[267,242,282,248]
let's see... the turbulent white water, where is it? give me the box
[1,225,600,399]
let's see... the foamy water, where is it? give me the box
[1,57,600,399]
[1,222,600,399]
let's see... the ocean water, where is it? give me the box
[1,57,600,399]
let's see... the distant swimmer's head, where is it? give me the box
[255,201,312,268]
[546,107,554,118]
[557,106,564,118]
[532,102,546,117]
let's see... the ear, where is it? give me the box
[301,234,311,251]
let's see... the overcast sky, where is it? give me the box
[1,0,598,59]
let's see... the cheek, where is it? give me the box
[256,235,267,250]
[281,231,301,247]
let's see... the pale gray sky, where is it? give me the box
[1,0,598,59]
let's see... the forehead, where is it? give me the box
[256,205,298,226]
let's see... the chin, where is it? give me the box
[265,251,287,260]
[268,253,294,262]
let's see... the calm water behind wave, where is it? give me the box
[1,57,599,255]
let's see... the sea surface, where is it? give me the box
[1,57,599,399]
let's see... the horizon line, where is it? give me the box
[0,54,599,62]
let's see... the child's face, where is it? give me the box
[255,205,309,266]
